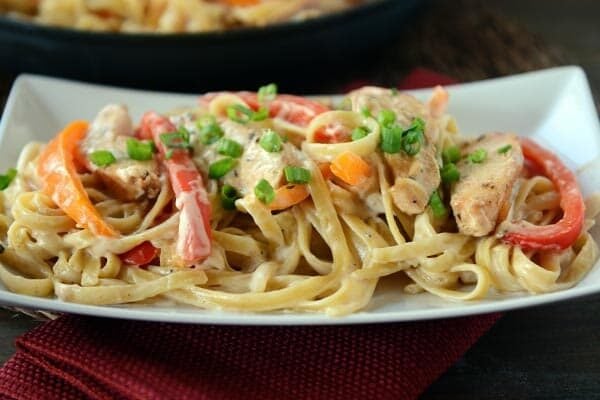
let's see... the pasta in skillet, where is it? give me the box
[0,0,363,33]
[0,84,597,316]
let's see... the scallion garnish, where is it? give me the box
[254,179,275,204]
[226,104,268,123]
[467,148,487,163]
[127,138,155,161]
[429,190,448,218]
[259,129,283,153]
[498,144,512,154]
[221,184,240,210]
[197,116,224,145]
[390,87,399,96]
[252,107,269,122]
[217,138,243,158]
[208,157,237,179]
[227,104,254,124]
[284,166,311,184]
[360,107,372,118]
[159,126,192,150]
[89,150,116,167]
[442,146,461,164]
[378,109,396,127]
[380,124,403,153]
[440,163,460,184]
[0,168,17,190]
[351,126,369,141]
[401,129,423,156]
[258,83,278,103]
[378,114,425,156]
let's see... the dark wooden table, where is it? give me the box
[0,1,599,399]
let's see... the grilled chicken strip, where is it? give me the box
[82,104,161,201]
[450,133,524,236]
[191,118,304,196]
[347,86,442,214]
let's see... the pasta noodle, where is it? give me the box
[0,0,364,33]
[0,84,598,316]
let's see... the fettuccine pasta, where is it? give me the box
[0,84,597,316]
[0,0,364,33]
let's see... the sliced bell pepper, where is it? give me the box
[501,138,585,251]
[37,121,117,237]
[139,112,212,265]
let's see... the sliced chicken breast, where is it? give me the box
[450,133,524,236]
[347,86,441,215]
[81,104,161,201]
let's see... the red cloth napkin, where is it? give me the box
[0,69,501,400]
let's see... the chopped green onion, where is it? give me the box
[497,144,512,154]
[409,117,425,133]
[360,107,372,118]
[429,190,448,218]
[351,126,369,141]
[390,87,399,96]
[467,148,487,163]
[208,157,237,179]
[89,150,116,167]
[380,116,426,156]
[401,129,423,156]
[258,83,278,103]
[442,146,461,164]
[440,163,460,184]
[284,166,311,184]
[378,109,396,127]
[165,149,174,160]
[259,129,283,152]
[0,168,17,190]
[227,104,254,124]
[380,124,403,153]
[220,184,240,210]
[252,107,269,121]
[127,138,155,161]
[217,138,243,158]
[197,116,224,145]
[226,104,268,123]
[254,179,275,204]
[159,127,191,149]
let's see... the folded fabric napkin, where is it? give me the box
[0,69,500,400]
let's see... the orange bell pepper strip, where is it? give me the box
[269,184,310,211]
[330,151,372,186]
[37,121,118,237]
[501,138,585,251]
[139,112,212,265]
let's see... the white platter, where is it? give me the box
[0,66,598,325]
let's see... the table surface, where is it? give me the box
[0,1,599,399]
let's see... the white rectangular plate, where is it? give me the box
[0,66,599,325]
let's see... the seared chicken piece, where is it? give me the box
[192,118,304,196]
[385,145,440,215]
[450,133,524,236]
[81,104,161,201]
[239,138,305,196]
[347,86,441,215]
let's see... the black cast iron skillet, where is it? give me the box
[0,0,423,92]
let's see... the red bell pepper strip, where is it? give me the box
[139,112,212,265]
[501,138,585,251]
[120,241,160,266]
[200,91,329,127]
